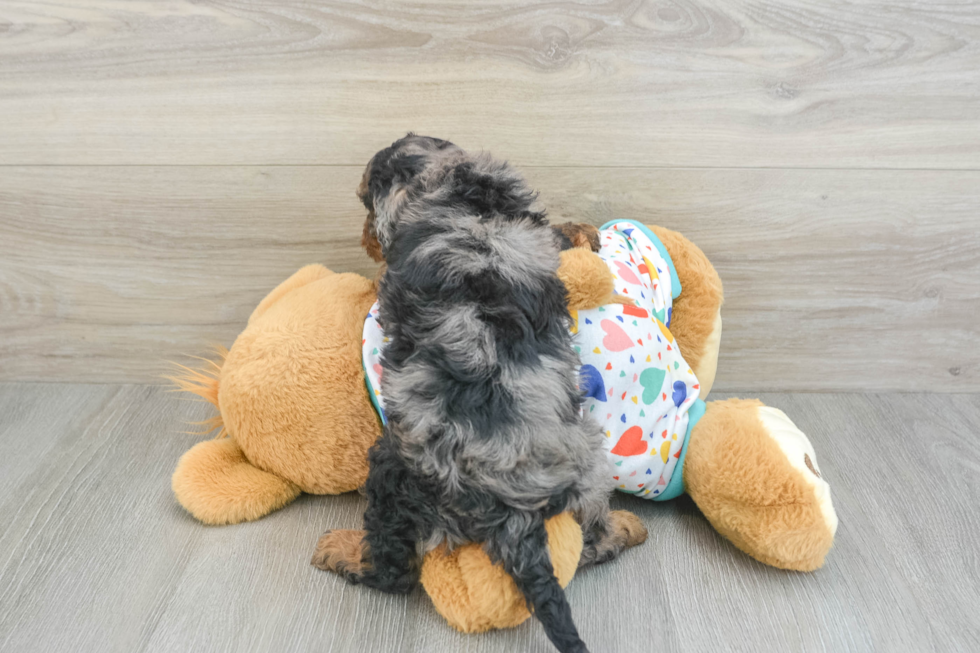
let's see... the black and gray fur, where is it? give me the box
[338,135,627,653]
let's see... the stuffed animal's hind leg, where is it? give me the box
[172,437,301,525]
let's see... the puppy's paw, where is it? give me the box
[579,511,649,568]
[609,510,648,548]
[312,529,367,580]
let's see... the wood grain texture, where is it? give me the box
[2,166,978,390]
[0,384,978,652]
[0,165,372,384]
[0,1,979,167]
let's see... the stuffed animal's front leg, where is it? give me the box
[683,399,838,571]
[648,225,724,397]
[557,249,617,311]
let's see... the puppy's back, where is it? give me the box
[378,200,597,497]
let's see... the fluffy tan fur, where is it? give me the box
[650,226,724,389]
[167,349,227,438]
[172,437,301,525]
[557,248,616,311]
[420,512,584,633]
[311,528,368,576]
[170,265,380,525]
[218,268,379,495]
[248,264,336,325]
[684,399,835,571]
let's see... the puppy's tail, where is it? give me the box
[493,517,590,653]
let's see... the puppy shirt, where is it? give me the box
[572,221,704,500]
[362,219,705,501]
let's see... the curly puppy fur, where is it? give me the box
[326,135,631,653]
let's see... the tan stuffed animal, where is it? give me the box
[172,225,837,633]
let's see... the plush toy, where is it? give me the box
[171,224,837,633]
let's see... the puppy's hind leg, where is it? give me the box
[313,436,426,594]
[488,513,590,653]
[575,486,648,568]
[312,528,367,577]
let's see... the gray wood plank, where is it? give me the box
[0,383,413,653]
[1,384,978,652]
[2,166,978,391]
[0,1,978,167]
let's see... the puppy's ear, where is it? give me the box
[358,167,386,262]
[361,212,385,262]
[372,184,409,256]
[364,146,427,257]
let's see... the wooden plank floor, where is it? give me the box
[1,383,978,653]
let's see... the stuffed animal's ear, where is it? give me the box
[248,265,334,325]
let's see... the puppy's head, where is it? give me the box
[358,133,458,261]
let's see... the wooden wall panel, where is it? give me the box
[0,0,978,167]
[2,166,977,390]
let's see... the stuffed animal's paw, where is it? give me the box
[558,249,616,311]
[754,406,838,538]
[312,529,367,581]
[420,513,582,633]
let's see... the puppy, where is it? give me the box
[316,135,642,653]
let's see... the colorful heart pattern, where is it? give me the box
[600,319,635,352]
[573,222,701,499]
[639,368,666,405]
[579,364,607,402]
[613,260,642,285]
[610,426,647,456]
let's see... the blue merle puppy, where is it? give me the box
[313,135,646,653]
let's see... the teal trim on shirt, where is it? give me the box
[599,219,682,300]
[653,397,705,502]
